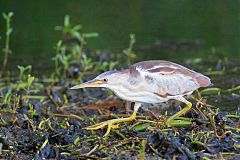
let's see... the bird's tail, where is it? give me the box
[195,74,212,87]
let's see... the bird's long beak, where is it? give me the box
[70,79,105,89]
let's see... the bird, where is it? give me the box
[70,60,211,137]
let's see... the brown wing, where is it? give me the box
[129,60,211,88]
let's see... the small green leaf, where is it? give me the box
[74,32,80,39]
[73,24,81,31]
[133,123,150,132]
[8,12,14,17]
[2,13,7,19]
[200,88,221,95]
[64,15,70,27]
[169,120,192,127]
[83,32,99,38]
[27,74,35,86]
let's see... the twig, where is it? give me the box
[46,87,60,108]
[210,115,232,139]
[99,114,146,119]
[53,113,84,121]
[149,144,161,156]
[80,101,124,110]
[40,139,49,150]
[113,130,127,139]
[137,119,163,124]
[139,139,147,160]
[85,144,99,156]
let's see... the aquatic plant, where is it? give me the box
[15,65,39,102]
[2,87,13,108]
[25,74,35,101]
[52,15,100,82]
[55,15,98,65]
[53,42,70,79]
[52,15,121,85]
[27,103,38,119]
[51,40,63,81]
[123,34,136,65]
[17,65,32,80]
[0,12,14,78]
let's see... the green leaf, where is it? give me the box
[3,88,13,104]
[83,32,99,38]
[2,12,14,20]
[169,120,192,127]
[2,13,7,19]
[74,32,80,39]
[73,24,81,31]
[129,33,136,44]
[56,40,62,48]
[133,123,150,132]
[8,12,14,17]
[200,88,221,95]
[27,74,35,86]
[54,26,63,31]
[64,15,70,27]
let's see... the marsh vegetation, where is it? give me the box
[0,12,239,159]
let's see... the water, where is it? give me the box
[0,0,239,64]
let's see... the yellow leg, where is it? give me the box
[166,97,192,125]
[85,102,141,137]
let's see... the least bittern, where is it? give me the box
[71,60,211,136]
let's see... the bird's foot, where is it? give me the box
[166,99,192,126]
[85,112,136,137]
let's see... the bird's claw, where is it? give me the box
[84,113,137,137]
[84,119,120,137]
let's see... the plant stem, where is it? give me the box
[0,12,13,78]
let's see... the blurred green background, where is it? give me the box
[0,0,239,65]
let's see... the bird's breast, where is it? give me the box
[109,85,167,103]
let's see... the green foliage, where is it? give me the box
[53,15,118,83]
[27,74,35,89]
[55,15,98,65]
[0,64,37,112]
[0,65,42,113]
[15,65,38,102]
[0,12,14,78]
[2,12,14,36]
[17,65,32,80]
[56,15,82,37]
[123,34,136,65]
[27,104,38,119]
[3,87,13,106]
[200,86,240,96]
[53,15,97,81]
[133,123,150,132]
[52,41,70,79]
[0,86,21,113]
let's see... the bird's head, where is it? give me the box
[70,70,127,90]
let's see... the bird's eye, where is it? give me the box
[103,78,108,82]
